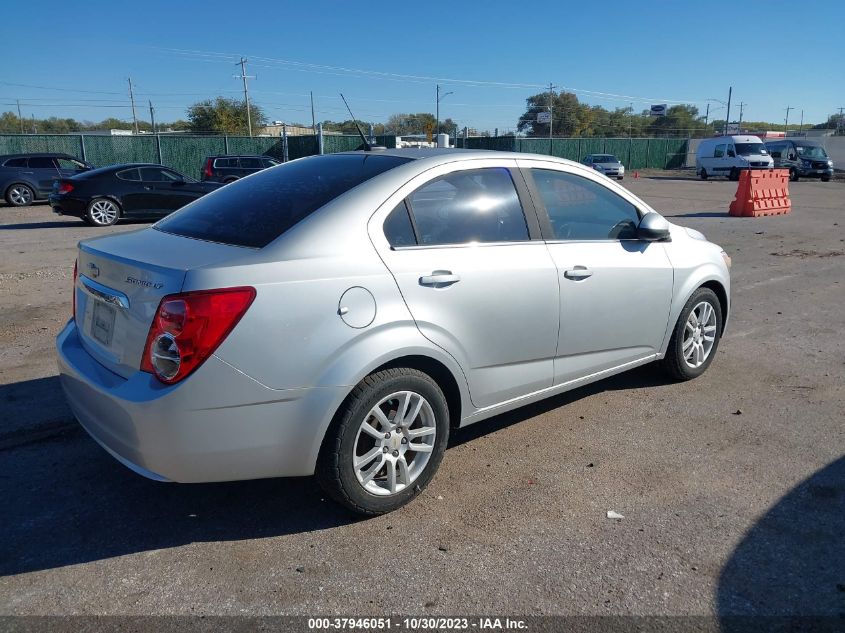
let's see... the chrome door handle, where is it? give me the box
[419,271,460,286]
[564,267,593,280]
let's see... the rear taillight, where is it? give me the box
[140,287,256,384]
[58,182,74,194]
[72,260,78,320]
[204,159,213,179]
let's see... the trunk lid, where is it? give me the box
[75,228,248,379]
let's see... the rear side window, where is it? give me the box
[156,154,412,248]
[214,158,238,168]
[4,158,28,167]
[529,169,640,240]
[116,168,141,181]
[384,201,417,247]
[407,168,529,246]
[239,157,262,169]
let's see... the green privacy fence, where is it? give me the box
[0,133,373,178]
[458,136,688,170]
[0,133,688,174]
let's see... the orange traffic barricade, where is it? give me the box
[729,169,791,217]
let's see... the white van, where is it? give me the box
[696,135,774,181]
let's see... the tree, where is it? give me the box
[517,91,583,137]
[645,104,708,137]
[186,97,266,134]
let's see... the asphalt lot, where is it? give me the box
[0,173,843,619]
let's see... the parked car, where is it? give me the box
[201,155,280,183]
[57,149,731,515]
[764,138,833,182]
[696,135,773,180]
[583,154,625,180]
[1,153,91,207]
[49,163,220,227]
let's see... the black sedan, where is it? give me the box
[49,163,220,227]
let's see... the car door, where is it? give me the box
[113,168,148,214]
[374,161,559,409]
[27,156,61,195]
[520,161,673,385]
[138,167,192,215]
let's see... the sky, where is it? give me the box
[2,0,843,132]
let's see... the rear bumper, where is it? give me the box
[49,195,87,217]
[56,321,346,482]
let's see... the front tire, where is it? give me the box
[316,368,450,515]
[5,183,35,207]
[662,287,723,381]
[86,198,120,226]
[789,168,799,182]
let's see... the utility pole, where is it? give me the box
[548,82,556,153]
[799,109,804,134]
[704,102,710,130]
[784,106,793,133]
[723,86,732,135]
[16,99,24,134]
[235,57,255,137]
[738,102,746,132]
[128,77,139,134]
[310,91,316,134]
[629,101,634,137]
[148,100,156,134]
[435,84,454,136]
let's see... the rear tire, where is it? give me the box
[316,368,450,515]
[5,183,35,207]
[661,287,723,381]
[700,169,708,180]
[86,198,120,226]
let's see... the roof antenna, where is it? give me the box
[340,93,372,151]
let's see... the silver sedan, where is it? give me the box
[57,149,730,515]
[583,154,626,180]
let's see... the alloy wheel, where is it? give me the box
[89,200,119,225]
[683,301,717,368]
[353,391,437,496]
[9,185,33,206]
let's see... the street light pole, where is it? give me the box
[723,86,732,135]
[785,106,793,133]
[435,84,454,136]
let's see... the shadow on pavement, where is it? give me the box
[717,455,845,630]
[0,363,675,577]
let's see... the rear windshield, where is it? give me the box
[155,154,412,248]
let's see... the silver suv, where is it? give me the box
[57,149,731,514]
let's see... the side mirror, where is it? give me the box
[637,212,671,242]
[788,153,796,160]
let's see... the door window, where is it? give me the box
[28,157,57,168]
[714,144,725,158]
[529,169,640,241]
[239,158,262,169]
[56,158,87,170]
[4,158,28,167]
[407,168,529,246]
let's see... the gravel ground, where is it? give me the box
[0,174,843,620]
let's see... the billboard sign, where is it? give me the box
[649,104,667,117]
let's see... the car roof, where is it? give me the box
[207,154,275,159]
[0,152,78,159]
